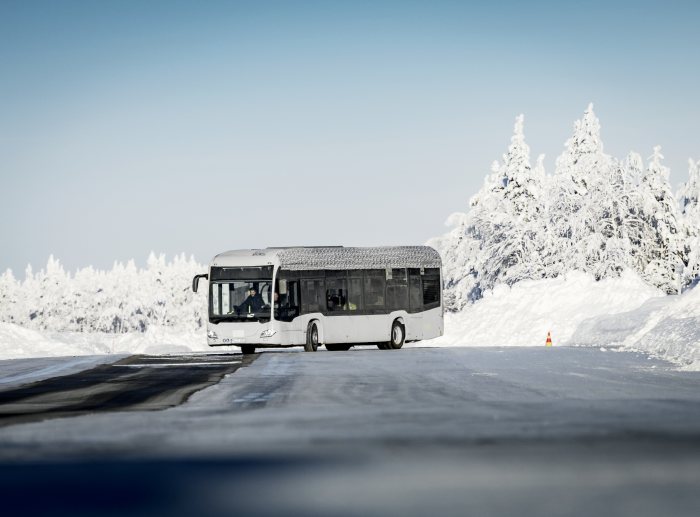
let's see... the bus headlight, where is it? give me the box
[207,330,218,339]
[260,329,276,338]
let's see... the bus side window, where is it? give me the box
[326,277,348,312]
[363,270,386,312]
[302,278,324,314]
[408,269,422,312]
[347,277,362,311]
[422,268,441,308]
[287,281,299,309]
[386,268,408,310]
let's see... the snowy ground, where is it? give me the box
[1,347,699,517]
[1,270,698,370]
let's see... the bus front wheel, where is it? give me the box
[388,320,405,350]
[305,322,319,352]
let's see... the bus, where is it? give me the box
[192,246,443,354]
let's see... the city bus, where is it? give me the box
[192,246,443,353]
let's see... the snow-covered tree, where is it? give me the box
[433,114,548,308]
[638,146,684,293]
[678,158,700,215]
[433,103,697,308]
[471,114,547,286]
[548,103,627,278]
[0,254,208,333]
[677,158,700,287]
[0,269,19,324]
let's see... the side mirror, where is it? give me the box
[192,273,208,293]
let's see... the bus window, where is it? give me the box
[301,278,324,314]
[326,276,348,312]
[212,283,221,315]
[275,279,300,322]
[422,268,441,308]
[386,268,408,310]
[363,270,385,311]
[408,269,422,312]
[347,276,362,311]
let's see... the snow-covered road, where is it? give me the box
[1,347,699,516]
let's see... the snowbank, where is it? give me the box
[0,323,221,361]
[424,270,662,348]
[0,323,89,360]
[571,285,700,370]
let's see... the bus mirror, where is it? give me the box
[279,279,288,294]
[192,273,208,293]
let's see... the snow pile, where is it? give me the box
[426,270,662,348]
[0,323,217,361]
[571,285,700,370]
[0,323,90,359]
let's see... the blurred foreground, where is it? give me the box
[0,347,699,516]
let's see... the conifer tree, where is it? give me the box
[677,158,700,287]
[638,146,684,292]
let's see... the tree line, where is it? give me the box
[0,253,207,333]
[430,104,700,310]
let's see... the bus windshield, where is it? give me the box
[211,280,273,322]
[209,267,274,322]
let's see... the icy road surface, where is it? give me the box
[0,347,699,517]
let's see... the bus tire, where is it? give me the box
[241,345,256,355]
[305,321,319,352]
[388,320,405,350]
[326,344,351,351]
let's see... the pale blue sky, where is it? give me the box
[2,0,699,274]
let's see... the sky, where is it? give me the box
[1,0,699,274]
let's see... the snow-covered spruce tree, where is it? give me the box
[0,269,19,325]
[430,210,475,311]
[637,146,684,293]
[548,104,631,280]
[470,114,546,288]
[677,158,700,287]
[618,151,648,272]
[433,114,547,309]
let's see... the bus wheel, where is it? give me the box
[326,344,351,351]
[388,320,405,350]
[305,322,319,352]
[241,345,256,355]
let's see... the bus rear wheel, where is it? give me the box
[305,322,319,352]
[241,345,256,355]
[388,320,405,350]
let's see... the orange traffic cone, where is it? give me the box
[545,331,553,347]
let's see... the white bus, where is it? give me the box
[192,246,443,354]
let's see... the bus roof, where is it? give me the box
[211,246,441,270]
